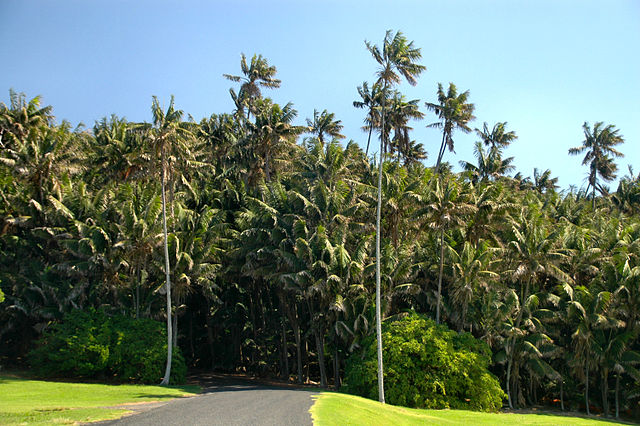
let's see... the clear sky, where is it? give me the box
[1,0,638,190]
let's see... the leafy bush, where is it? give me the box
[29,308,186,384]
[344,313,505,412]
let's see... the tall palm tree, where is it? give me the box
[306,109,345,144]
[250,99,304,182]
[365,29,425,403]
[146,96,195,385]
[568,122,624,209]
[460,141,515,183]
[417,177,476,324]
[353,81,383,156]
[425,83,475,174]
[223,53,281,121]
[475,121,517,150]
[386,92,424,162]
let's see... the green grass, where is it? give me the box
[0,375,200,425]
[310,392,625,425]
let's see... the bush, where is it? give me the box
[344,313,505,412]
[29,308,186,384]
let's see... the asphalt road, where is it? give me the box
[101,376,318,426]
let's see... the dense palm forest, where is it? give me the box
[1,32,640,418]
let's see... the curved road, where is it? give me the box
[102,375,318,426]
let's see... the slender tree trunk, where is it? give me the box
[333,333,341,390]
[560,379,565,411]
[436,226,445,324]
[365,122,374,156]
[602,368,609,417]
[172,310,178,348]
[585,357,590,415]
[374,81,387,404]
[506,347,513,409]
[281,313,289,381]
[135,266,140,319]
[434,132,447,174]
[160,161,173,386]
[615,372,620,419]
[205,302,216,370]
[294,307,303,384]
[315,329,327,388]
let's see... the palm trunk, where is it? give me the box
[374,81,387,404]
[333,333,341,390]
[172,310,178,348]
[434,132,447,174]
[436,226,445,324]
[602,368,609,417]
[135,266,140,319]
[506,346,514,409]
[615,372,620,419]
[160,160,173,386]
[585,354,590,415]
[315,329,327,388]
[281,313,289,381]
[365,122,374,156]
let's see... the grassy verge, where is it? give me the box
[310,392,625,425]
[0,375,200,425]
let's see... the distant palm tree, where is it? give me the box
[569,122,624,209]
[475,121,517,150]
[224,54,281,121]
[306,109,345,143]
[365,29,426,403]
[353,81,383,156]
[425,83,475,174]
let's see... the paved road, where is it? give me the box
[101,376,318,426]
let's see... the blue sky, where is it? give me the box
[1,0,638,190]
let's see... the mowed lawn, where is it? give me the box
[0,375,199,425]
[311,392,627,426]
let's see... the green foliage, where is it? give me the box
[28,309,186,383]
[344,313,505,411]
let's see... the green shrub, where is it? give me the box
[344,313,505,412]
[29,308,186,384]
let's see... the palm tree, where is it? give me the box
[250,99,304,182]
[417,177,476,324]
[306,109,345,143]
[353,81,383,156]
[386,92,424,162]
[223,53,281,121]
[146,96,195,385]
[425,83,475,174]
[568,122,624,209]
[475,121,517,150]
[460,141,515,183]
[365,29,426,403]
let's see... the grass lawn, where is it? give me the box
[0,375,200,425]
[310,392,627,425]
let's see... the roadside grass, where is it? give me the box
[310,392,627,425]
[0,375,200,425]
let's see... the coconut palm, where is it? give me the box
[416,177,476,324]
[569,122,625,209]
[353,81,384,156]
[249,99,304,183]
[475,121,517,150]
[224,53,281,121]
[145,95,196,385]
[425,83,475,174]
[365,29,426,403]
[306,109,344,144]
[460,141,515,183]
